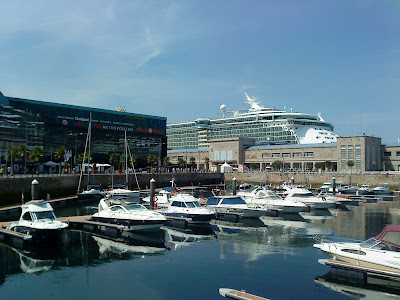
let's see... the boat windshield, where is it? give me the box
[293,193,314,197]
[125,204,147,211]
[185,201,200,208]
[33,211,56,221]
[220,197,247,205]
[360,237,380,249]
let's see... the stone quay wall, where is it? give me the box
[0,172,224,205]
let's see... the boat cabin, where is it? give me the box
[20,200,57,222]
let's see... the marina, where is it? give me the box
[0,184,399,299]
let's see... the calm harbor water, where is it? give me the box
[1,194,400,300]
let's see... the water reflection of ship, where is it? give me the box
[300,209,335,221]
[11,246,55,274]
[162,225,215,250]
[92,231,167,259]
[260,214,335,237]
[315,271,400,299]
[210,218,316,261]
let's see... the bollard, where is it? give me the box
[31,179,39,200]
[232,177,237,195]
[332,177,336,195]
[150,178,156,210]
[291,177,295,187]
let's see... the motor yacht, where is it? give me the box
[373,184,391,195]
[205,195,269,218]
[314,225,400,273]
[319,182,343,194]
[142,187,180,208]
[104,184,140,203]
[239,187,309,213]
[284,188,335,209]
[163,193,215,224]
[91,198,167,232]
[339,185,359,195]
[77,187,104,200]
[357,184,374,195]
[7,200,68,240]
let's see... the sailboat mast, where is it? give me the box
[87,113,92,190]
[125,130,128,185]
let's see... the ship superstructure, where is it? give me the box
[167,93,338,150]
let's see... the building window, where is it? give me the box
[384,151,391,157]
[262,153,270,158]
[304,152,314,158]
[227,150,233,161]
[341,145,347,169]
[355,145,361,170]
[282,153,290,158]
[348,145,354,160]
[293,152,302,158]
[397,151,400,157]
[220,150,226,161]
[214,151,220,161]
[272,153,280,158]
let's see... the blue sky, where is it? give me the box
[1,1,399,144]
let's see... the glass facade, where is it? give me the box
[0,92,167,167]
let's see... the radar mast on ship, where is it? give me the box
[244,92,263,110]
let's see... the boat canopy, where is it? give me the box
[375,225,400,248]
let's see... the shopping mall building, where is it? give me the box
[0,91,167,171]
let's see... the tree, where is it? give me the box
[54,146,66,174]
[324,160,332,170]
[119,154,126,170]
[177,158,186,167]
[6,146,17,175]
[131,155,138,168]
[189,156,196,168]
[16,145,27,174]
[29,146,43,174]
[347,160,355,173]
[204,157,209,171]
[315,162,324,170]
[273,160,283,171]
[109,153,119,169]
[147,154,158,168]
[249,162,259,170]
[163,156,170,166]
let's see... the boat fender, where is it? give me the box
[220,190,225,196]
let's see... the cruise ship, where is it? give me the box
[167,93,338,150]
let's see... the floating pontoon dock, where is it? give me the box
[318,259,400,284]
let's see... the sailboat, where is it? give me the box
[77,113,104,200]
[104,130,140,203]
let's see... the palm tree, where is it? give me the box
[54,146,66,174]
[163,156,170,166]
[204,157,209,172]
[131,155,138,168]
[273,160,283,171]
[29,146,43,174]
[147,154,158,168]
[6,146,17,175]
[16,145,27,174]
[109,153,119,169]
[119,154,126,170]
[177,158,186,168]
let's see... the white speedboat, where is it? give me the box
[142,187,180,208]
[373,184,391,195]
[205,195,268,218]
[319,182,343,193]
[240,187,308,213]
[7,200,68,240]
[77,188,104,200]
[163,193,215,224]
[340,185,359,195]
[91,198,167,232]
[285,188,335,209]
[357,184,374,195]
[314,225,400,273]
[104,185,140,203]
